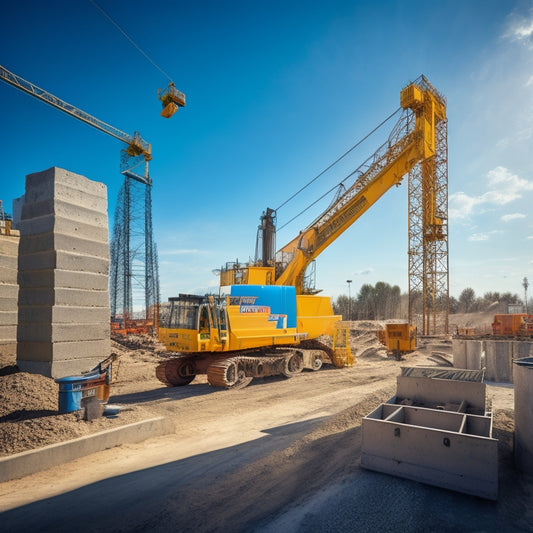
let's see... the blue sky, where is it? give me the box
[1,0,533,306]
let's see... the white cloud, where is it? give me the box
[504,11,533,46]
[159,248,205,255]
[527,236,533,240]
[501,213,526,222]
[355,268,373,276]
[469,233,489,242]
[467,230,503,242]
[488,166,533,191]
[449,166,533,220]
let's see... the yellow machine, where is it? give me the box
[157,75,446,388]
[377,322,417,360]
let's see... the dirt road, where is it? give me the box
[0,341,531,533]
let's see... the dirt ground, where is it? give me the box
[0,315,531,532]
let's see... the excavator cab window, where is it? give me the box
[168,298,199,330]
[199,305,210,334]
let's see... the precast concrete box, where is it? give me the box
[361,367,498,500]
[16,167,111,377]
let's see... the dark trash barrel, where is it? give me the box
[55,370,109,414]
[514,357,533,475]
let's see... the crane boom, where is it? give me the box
[0,64,151,166]
[274,77,446,292]
[219,75,447,298]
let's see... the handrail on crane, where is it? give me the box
[0,64,152,164]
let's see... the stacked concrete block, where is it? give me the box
[16,167,110,378]
[0,232,20,357]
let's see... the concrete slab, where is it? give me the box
[0,297,18,312]
[17,338,110,363]
[18,287,109,307]
[18,250,109,274]
[0,237,19,255]
[0,266,18,283]
[18,214,109,241]
[21,186,107,216]
[17,269,109,290]
[24,167,107,204]
[22,198,108,229]
[0,324,17,342]
[17,323,110,343]
[0,417,173,483]
[0,310,18,325]
[18,306,110,324]
[18,232,109,258]
[18,322,109,342]
[0,254,18,268]
[0,283,19,299]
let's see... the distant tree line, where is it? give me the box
[332,283,526,321]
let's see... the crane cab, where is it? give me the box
[158,82,186,118]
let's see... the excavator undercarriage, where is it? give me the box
[156,339,335,389]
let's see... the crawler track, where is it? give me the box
[156,341,332,389]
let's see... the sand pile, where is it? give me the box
[0,335,163,456]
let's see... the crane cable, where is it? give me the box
[89,0,173,83]
[275,106,403,218]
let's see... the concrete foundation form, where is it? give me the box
[361,371,498,500]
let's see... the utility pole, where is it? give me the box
[523,277,529,314]
[347,279,352,321]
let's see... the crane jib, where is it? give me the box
[316,196,368,247]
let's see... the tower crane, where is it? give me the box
[0,64,152,183]
[0,64,158,320]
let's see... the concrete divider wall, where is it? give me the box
[466,340,483,370]
[453,338,533,383]
[452,338,467,369]
[485,341,513,383]
[16,167,111,378]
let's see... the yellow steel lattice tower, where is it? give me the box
[407,79,449,335]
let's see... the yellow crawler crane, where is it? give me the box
[157,75,446,389]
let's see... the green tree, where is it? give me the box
[458,287,476,313]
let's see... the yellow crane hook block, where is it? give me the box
[158,82,186,118]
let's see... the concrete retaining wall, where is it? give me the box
[452,339,467,369]
[453,338,533,384]
[16,167,111,377]
[485,341,513,383]
[0,232,20,357]
[0,417,173,483]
